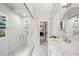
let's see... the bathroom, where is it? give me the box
[0,3,79,56]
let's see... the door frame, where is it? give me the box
[39,20,49,44]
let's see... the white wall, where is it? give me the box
[20,17,34,47]
[50,3,62,35]
[0,4,27,55]
[34,19,40,47]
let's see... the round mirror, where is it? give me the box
[61,7,79,36]
[60,7,79,42]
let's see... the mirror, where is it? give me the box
[60,7,79,43]
[61,15,79,36]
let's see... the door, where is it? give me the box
[40,21,48,44]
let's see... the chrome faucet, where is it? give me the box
[63,34,72,43]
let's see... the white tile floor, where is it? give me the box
[9,40,48,56]
[32,42,48,56]
[10,45,33,56]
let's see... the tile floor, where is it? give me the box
[31,42,48,56]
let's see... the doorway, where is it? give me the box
[40,21,48,44]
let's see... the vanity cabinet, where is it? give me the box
[48,38,61,56]
[48,37,79,56]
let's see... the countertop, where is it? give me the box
[48,38,79,56]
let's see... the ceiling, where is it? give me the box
[4,3,31,18]
[4,3,62,20]
[28,3,54,20]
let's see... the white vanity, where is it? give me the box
[48,35,79,56]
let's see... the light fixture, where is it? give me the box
[61,3,72,8]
